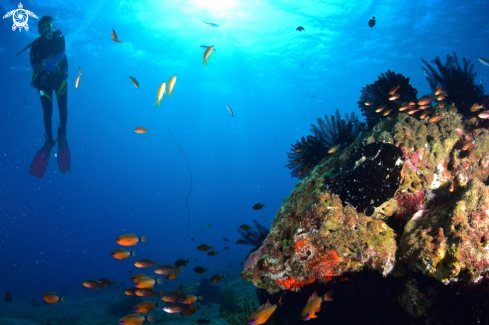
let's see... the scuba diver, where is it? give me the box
[19,15,70,178]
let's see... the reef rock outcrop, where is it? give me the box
[242,106,489,293]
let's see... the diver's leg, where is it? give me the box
[29,88,56,178]
[56,78,68,134]
[54,76,70,173]
[39,88,54,141]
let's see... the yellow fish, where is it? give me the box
[247,299,278,325]
[167,76,177,98]
[153,82,166,108]
[202,45,214,66]
[301,290,334,321]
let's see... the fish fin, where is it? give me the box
[311,291,319,299]
[131,251,137,257]
[139,235,147,242]
[146,314,156,322]
[310,314,318,319]
[156,278,165,285]
[59,296,67,303]
[315,303,321,313]
[199,295,204,300]
[324,290,334,302]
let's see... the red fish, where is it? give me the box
[118,314,155,325]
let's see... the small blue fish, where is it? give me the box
[203,22,219,27]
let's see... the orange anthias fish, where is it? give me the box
[161,286,185,303]
[167,76,177,98]
[133,301,162,313]
[328,144,341,154]
[131,273,150,282]
[389,85,400,95]
[135,288,162,298]
[418,95,433,105]
[134,127,148,134]
[134,258,159,268]
[74,66,82,89]
[209,274,226,283]
[202,45,215,66]
[118,314,155,325]
[154,264,184,276]
[111,29,123,43]
[116,234,147,246]
[111,248,136,260]
[479,111,489,119]
[247,299,278,325]
[429,115,441,123]
[179,294,204,304]
[83,280,106,290]
[300,290,334,321]
[163,304,200,316]
[388,93,400,101]
[134,277,164,289]
[128,76,139,89]
[153,81,166,108]
[197,244,213,251]
[41,292,66,304]
[207,250,219,256]
[124,288,139,296]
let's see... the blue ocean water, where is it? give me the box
[1,0,489,319]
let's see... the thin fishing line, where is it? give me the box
[168,127,219,271]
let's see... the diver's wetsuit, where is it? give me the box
[30,29,68,141]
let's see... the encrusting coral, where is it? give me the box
[243,102,489,293]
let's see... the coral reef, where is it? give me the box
[358,70,418,129]
[243,103,489,295]
[237,219,269,253]
[422,53,484,117]
[328,142,403,216]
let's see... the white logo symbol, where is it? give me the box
[2,3,38,32]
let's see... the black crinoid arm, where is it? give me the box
[311,109,366,149]
[237,220,269,251]
[286,135,328,179]
[286,109,366,179]
[422,52,484,117]
[358,70,418,129]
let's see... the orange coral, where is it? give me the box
[294,240,309,253]
[309,250,341,278]
[275,276,316,290]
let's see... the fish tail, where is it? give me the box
[153,100,160,108]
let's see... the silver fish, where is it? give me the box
[226,105,234,117]
[200,45,216,52]
[203,22,219,27]
[478,57,489,67]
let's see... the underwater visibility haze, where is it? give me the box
[1,0,489,324]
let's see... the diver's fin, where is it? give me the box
[57,127,71,173]
[29,136,56,178]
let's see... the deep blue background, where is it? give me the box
[1,0,488,298]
